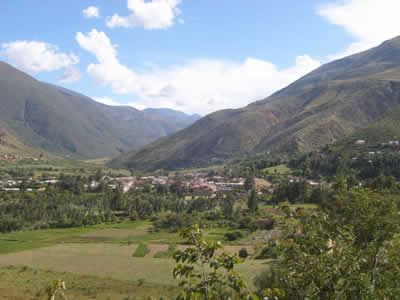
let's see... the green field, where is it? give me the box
[0,157,130,177]
[0,243,266,289]
[262,164,291,175]
[0,221,253,255]
[0,221,270,298]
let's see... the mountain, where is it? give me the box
[110,36,400,171]
[0,61,198,158]
[333,104,400,151]
[144,108,201,124]
[0,125,45,159]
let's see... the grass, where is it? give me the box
[0,243,268,290]
[0,156,130,177]
[0,221,273,295]
[0,264,179,300]
[154,244,177,259]
[262,164,291,175]
[0,221,148,254]
[132,243,150,257]
[0,220,265,256]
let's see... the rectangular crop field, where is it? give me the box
[0,243,267,289]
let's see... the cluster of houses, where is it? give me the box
[104,173,250,195]
[352,139,400,160]
[0,170,323,195]
[100,172,278,195]
[355,139,400,147]
[0,177,59,192]
[0,153,25,162]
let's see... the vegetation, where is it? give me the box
[255,189,400,299]
[5,25,400,300]
[133,243,151,257]
[154,244,177,259]
[173,225,257,299]
[0,264,180,299]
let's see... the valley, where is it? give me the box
[1,4,400,298]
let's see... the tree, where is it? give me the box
[247,189,258,212]
[173,225,258,299]
[221,193,235,219]
[258,188,400,299]
[94,169,104,182]
[244,175,255,191]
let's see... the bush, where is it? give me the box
[236,216,258,232]
[129,211,138,221]
[256,240,280,259]
[224,231,243,241]
[255,218,275,230]
[153,213,200,233]
[254,267,284,297]
[132,243,150,257]
[238,248,248,259]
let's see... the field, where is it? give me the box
[0,221,270,299]
[0,265,179,300]
[262,164,291,175]
[0,157,130,177]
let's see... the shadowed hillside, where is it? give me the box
[0,62,197,158]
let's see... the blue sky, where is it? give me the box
[1,0,399,115]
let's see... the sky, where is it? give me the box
[1,0,400,115]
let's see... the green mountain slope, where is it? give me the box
[333,104,400,151]
[110,36,400,171]
[0,61,197,158]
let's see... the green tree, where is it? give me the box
[258,189,400,299]
[221,193,235,219]
[173,225,258,299]
[244,175,255,191]
[247,189,258,213]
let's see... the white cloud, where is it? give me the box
[83,6,100,19]
[2,41,79,74]
[106,0,182,30]
[77,30,320,115]
[127,102,147,110]
[318,0,400,60]
[92,96,121,106]
[57,66,82,84]
[76,30,140,93]
[92,96,148,110]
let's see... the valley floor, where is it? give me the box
[0,221,270,299]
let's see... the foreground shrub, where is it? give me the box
[258,189,400,299]
[173,225,258,299]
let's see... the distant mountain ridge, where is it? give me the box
[144,108,201,124]
[0,61,198,158]
[110,36,400,171]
